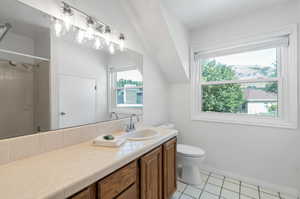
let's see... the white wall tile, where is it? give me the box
[0,140,10,165]
[0,119,135,166]
[40,131,64,153]
[62,128,84,147]
[9,134,40,161]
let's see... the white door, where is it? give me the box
[59,75,96,128]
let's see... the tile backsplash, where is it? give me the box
[0,118,132,166]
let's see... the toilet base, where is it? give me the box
[177,155,205,186]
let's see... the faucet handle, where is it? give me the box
[125,124,131,132]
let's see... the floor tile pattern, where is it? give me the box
[173,169,299,199]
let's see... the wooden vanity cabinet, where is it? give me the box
[163,138,177,199]
[69,137,177,199]
[140,138,177,199]
[140,146,163,199]
[98,161,139,199]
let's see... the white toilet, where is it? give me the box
[177,144,206,185]
[159,124,206,186]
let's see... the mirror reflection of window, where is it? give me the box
[113,69,143,108]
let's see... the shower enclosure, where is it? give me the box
[0,59,50,139]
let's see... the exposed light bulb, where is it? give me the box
[62,3,73,31]
[54,19,63,37]
[119,33,125,51]
[63,14,72,31]
[109,43,115,54]
[85,17,94,40]
[77,29,85,43]
[104,26,111,45]
[94,37,102,49]
[86,27,94,40]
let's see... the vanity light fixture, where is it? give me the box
[94,37,102,49]
[109,43,115,54]
[85,17,95,40]
[62,2,73,31]
[76,29,85,43]
[54,1,126,53]
[119,33,125,51]
[53,18,63,37]
[104,25,112,45]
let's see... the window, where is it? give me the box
[191,26,298,128]
[201,48,278,117]
[110,68,143,108]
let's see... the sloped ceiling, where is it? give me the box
[163,0,295,29]
[122,0,190,83]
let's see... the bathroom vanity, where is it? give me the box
[0,127,177,199]
[69,137,177,199]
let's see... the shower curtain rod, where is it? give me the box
[0,48,50,62]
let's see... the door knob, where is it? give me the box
[60,112,66,116]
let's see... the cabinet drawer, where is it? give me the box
[115,183,138,199]
[98,161,137,199]
[69,184,96,199]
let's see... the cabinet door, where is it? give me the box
[163,138,177,199]
[141,146,163,199]
[69,184,96,199]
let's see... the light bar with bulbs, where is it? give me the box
[53,1,126,54]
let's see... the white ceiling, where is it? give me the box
[162,0,295,30]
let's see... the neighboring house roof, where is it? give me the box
[244,88,277,102]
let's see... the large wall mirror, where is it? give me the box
[0,0,143,139]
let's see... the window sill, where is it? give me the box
[191,112,298,129]
[111,107,142,115]
[116,104,143,108]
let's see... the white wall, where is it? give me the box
[108,50,142,71]
[170,1,300,191]
[18,0,170,126]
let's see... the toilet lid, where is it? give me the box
[177,144,205,157]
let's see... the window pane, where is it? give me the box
[202,48,278,82]
[201,82,278,117]
[117,89,125,105]
[116,69,143,88]
[117,88,143,106]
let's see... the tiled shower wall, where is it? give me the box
[0,118,131,166]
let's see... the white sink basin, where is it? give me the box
[127,129,159,141]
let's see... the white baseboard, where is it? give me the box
[200,164,299,198]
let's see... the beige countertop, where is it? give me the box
[0,127,178,199]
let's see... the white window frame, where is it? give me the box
[191,25,298,129]
[108,66,143,115]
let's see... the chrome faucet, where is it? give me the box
[125,114,139,132]
[110,112,119,120]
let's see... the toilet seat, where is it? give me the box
[177,144,205,158]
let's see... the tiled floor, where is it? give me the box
[173,169,299,199]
